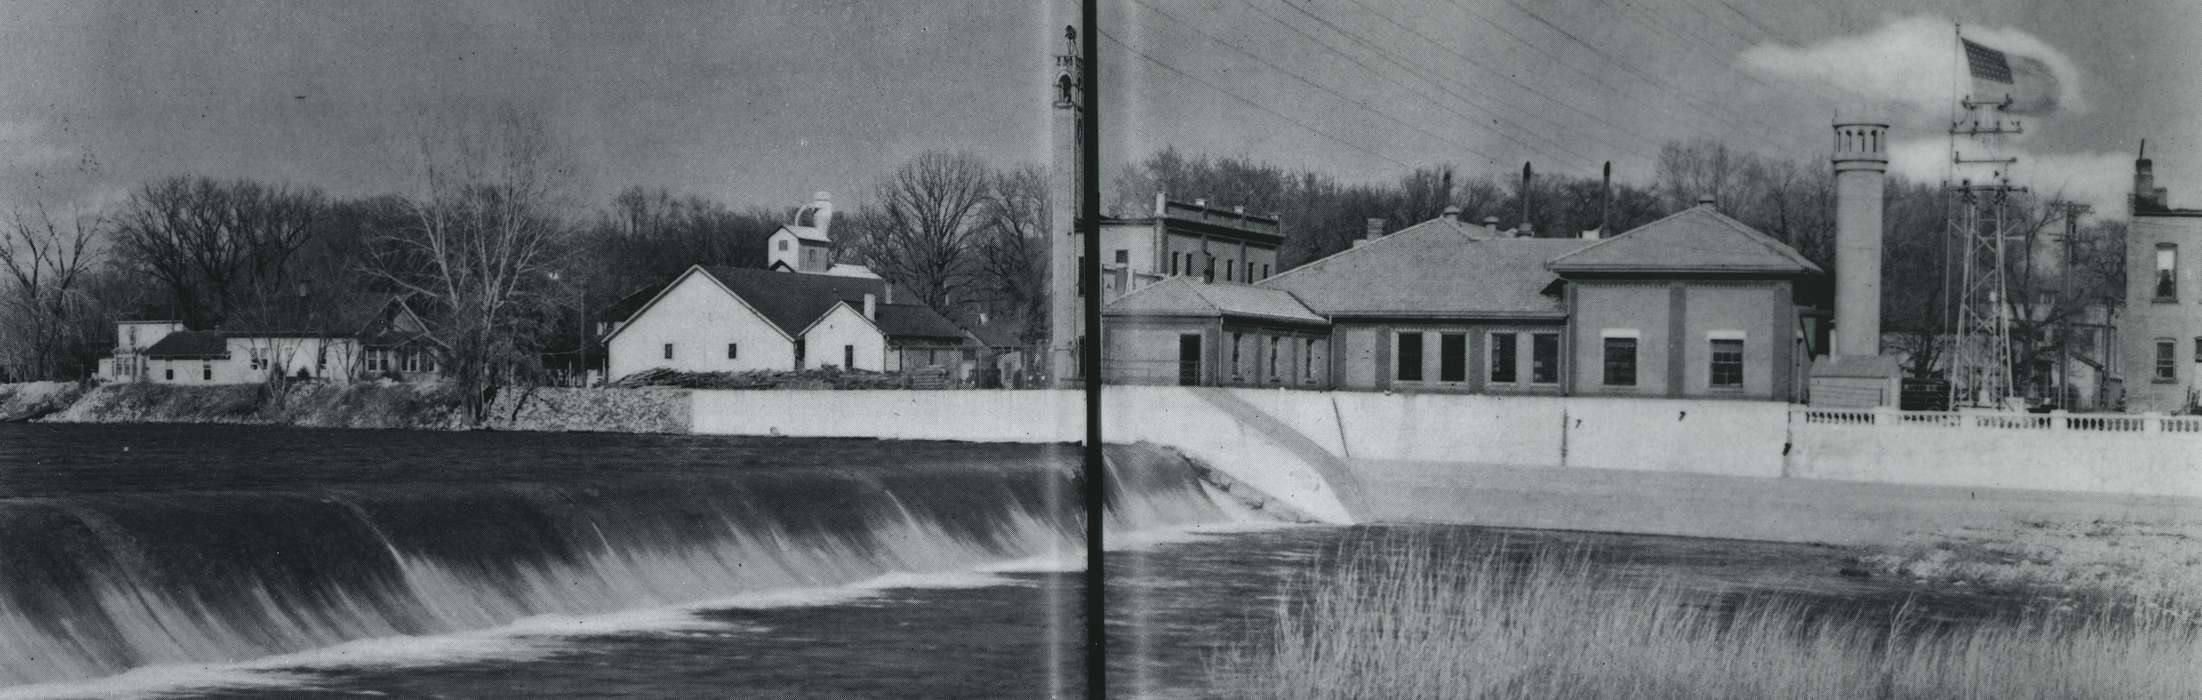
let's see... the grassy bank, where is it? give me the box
[1206,534,2200,699]
[0,382,83,422]
[1859,517,2202,619]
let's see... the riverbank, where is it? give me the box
[30,382,689,433]
[0,381,82,422]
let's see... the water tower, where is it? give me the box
[1808,120,1904,407]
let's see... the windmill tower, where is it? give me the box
[1945,29,2029,409]
[1045,24,1084,385]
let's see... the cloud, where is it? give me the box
[1737,16,2089,120]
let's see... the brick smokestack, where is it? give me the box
[1518,161,1534,234]
[1599,161,1612,238]
[1832,120,1889,357]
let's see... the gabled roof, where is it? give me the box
[1546,204,1823,275]
[874,303,968,340]
[1105,277,1326,325]
[142,331,230,358]
[1384,215,1500,242]
[777,224,832,243]
[703,266,899,337]
[1257,219,1588,319]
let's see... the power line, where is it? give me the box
[1343,0,1750,159]
[1124,0,1520,169]
[1486,0,1796,152]
[1601,0,1844,129]
[1095,28,1420,172]
[1233,0,1610,169]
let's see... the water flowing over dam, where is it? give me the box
[0,424,1233,689]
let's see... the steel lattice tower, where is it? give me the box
[1945,99,2026,409]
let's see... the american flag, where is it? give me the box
[1962,38,2012,85]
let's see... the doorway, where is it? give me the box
[1177,334,1203,386]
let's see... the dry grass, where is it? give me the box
[1862,518,2202,619]
[1206,533,2201,700]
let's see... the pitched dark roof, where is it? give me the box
[1546,204,1823,275]
[874,303,967,341]
[599,283,664,323]
[701,266,904,337]
[950,309,1028,347]
[1258,221,1588,319]
[142,331,230,358]
[1105,277,1326,325]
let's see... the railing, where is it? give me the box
[1793,407,2202,434]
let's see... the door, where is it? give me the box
[1177,334,1203,386]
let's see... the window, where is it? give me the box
[795,339,807,367]
[1261,263,1270,280]
[1231,333,1243,379]
[1440,333,1467,382]
[1396,332,1424,381]
[1531,333,1560,384]
[1078,256,1088,296]
[777,240,789,251]
[1268,337,1280,380]
[1224,259,1233,282]
[1170,253,1180,275]
[2157,339,2177,382]
[663,343,674,360]
[1602,335,1638,386]
[165,368,174,381]
[249,348,266,371]
[1203,256,1215,283]
[1710,337,1745,388]
[844,344,855,369]
[2156,244,2178,301]
[1488,332,1516,384]
[1304,338,1317,380]
[727,343,739,360]
[202,362,212,381]
[1245,262,1254,282]
[1114,249,1128,265]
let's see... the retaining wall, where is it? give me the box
[691,387,2202,526]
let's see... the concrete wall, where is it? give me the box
[1790,416,2202,499]
[800,304,885,371]
[689,387,1358,523]
[608,269,794,379]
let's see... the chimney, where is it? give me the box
[1193,197,1208,208]
[1696,195,1717,209]
[1516,222,1535,238]
[1154,192,1167,216]
[883,284,895,304]
[1232,205,1245,215]
[862,293,877,320]
[1364,217,1386,240]
[1481,215,1500,232]
[1599,161,1612,238]
[1831,119,1889,357]
[1518,161,1534,233]
[2136,139,2160,211]
[1580,229,1600,240]
[1442,205,1462,223]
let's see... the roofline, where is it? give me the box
[1545,204,1824,275]
[1101,308,1331,326]
[1549,265,1820,275]
[797,299,882,338]
[2133,209,2202,218]
[600,265,795,345]
[1326,311,1569,321]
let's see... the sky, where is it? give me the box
[1,0,2196,220]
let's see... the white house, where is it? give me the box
[602,265,966,380]
[95,298,444,386]
[764,191,880,279]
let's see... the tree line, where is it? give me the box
[0,120,2130,408]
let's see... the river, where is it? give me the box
[0,423,2019,698]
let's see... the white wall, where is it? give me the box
[800,304,885,371]
[689,387,1359,524]
[1791,419,2202,499]
[608,269,794,379]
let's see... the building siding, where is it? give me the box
[800,304,887,371]
[607,271,794,379]
[2123,215,2202,412]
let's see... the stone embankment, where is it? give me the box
[0,382,84,422]
[30,382,690,433]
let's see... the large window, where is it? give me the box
[2157,244,2178,301]
[1602,335,1637,387]
[1531,333,1559,384]
[1710,337,1745,388]
[1488,332,1516,384]
[1396,332,1424,381]
[2157,339,2178,382]
[1439,333,1467,382]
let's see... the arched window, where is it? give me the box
[1057,75,1074,104]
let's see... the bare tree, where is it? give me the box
[971,165,1050,342]
[856,151,993,311]
[112,176,327,328]
[0,181,105,380]
[365,105,575,421]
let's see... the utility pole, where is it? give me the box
[2053,201,2090,408]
